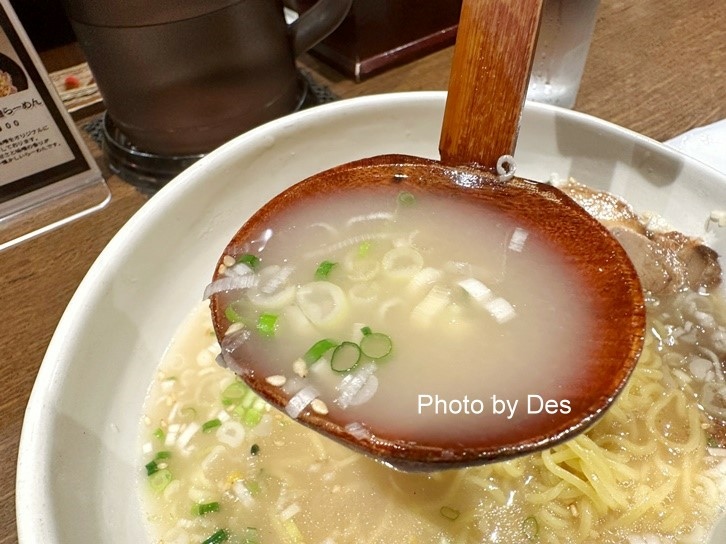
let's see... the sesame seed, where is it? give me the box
[223,255,236,267]
[292,358,308,378]
[266,375,287,387]
[311,398,329,415]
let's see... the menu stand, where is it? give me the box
[0,0,108,252]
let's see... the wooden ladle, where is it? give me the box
[208,0,646,471]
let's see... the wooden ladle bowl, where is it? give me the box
[208,0,646,470]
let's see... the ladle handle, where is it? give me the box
[439,0,544,171]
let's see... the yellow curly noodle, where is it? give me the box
[477,330,717,544]
[141,305,726,544]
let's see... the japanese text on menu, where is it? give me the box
[0,33,73,185]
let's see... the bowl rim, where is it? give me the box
[16,91,726,542]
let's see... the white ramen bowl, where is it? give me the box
[16,92,726,543]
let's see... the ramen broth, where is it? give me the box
[140,185,726,543]
[141,292,726,543]
[210,188,596,444]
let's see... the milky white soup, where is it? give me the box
[141,292,726,544]
[208,188,596,446]
[141,180,726,544]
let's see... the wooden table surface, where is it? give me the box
[2,0,724,541]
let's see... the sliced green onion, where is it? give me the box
[225,305,244,323]
[256,313,278,336]
[145,460,159,476]
[224,301,255,326]
[398,191,416,206]
[155,451,171,460]
[180,406,197,420]
[357,240,372,257]
[440,506,460,521]
[192,501,220,516]
[360,326,372,336]
[360,332,393,359]
[148,468,172,492]
[231,393,265,427]
[303,338,339,365]
[241,388,258,409]
[232,403,246,420]
[241,527,260,544]
[282,519,304,541]
[202,418,222,433]
[152,427,165,441]
[201,529,229,544]
[330,341,362,373]
[522,516,539,540]
[222,381,248,404]
[244,479,262,496]
[314,260,337,280]
[250,444,260,456]
[237,253,260,269]
[243,409,263,427]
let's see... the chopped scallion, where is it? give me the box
[192,501,220,516]
[222,381,248,403]
[440,506,460,521]
[232,403,247,420]
[282,519,304,541]
[241,527,260,544]
[145,460,159,476]
[244,479,262,496]
[360,331,393,359]
[237,253,260,269]
[357,240,372,257]
[155,451,171,460]
[303,338,339,365]
[148,468,172,492]
[180,406,197,420]
[331,341,362,373]
[241,388,258,409]
[522,516,539,540]
[202,418,222,433]
[201,529,229,544]
[225,305,244,323]
[314,260,337,280]
[243,409,263,427]
[256,313,278,336]
[231,394,265,427]
[398,191,416,206]
[360,326,372,336]
[152,427,165,441]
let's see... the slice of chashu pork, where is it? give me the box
[559,179,721,295]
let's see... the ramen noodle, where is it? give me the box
[140,184,726,544]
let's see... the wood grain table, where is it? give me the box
[1,0,724,541]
